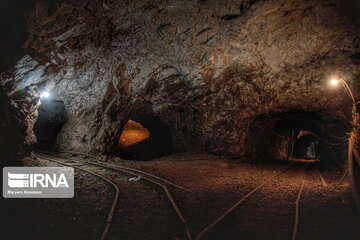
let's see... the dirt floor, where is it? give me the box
[3,152,360,240]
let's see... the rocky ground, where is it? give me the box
[2,152,360,240]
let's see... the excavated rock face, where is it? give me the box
[1,0,360,161]
[0,82,40,166]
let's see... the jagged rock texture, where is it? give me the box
[2,0,360,160]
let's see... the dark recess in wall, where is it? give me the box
[248,111,348,166]
[115,115,173,161]
[293,134,320,160]
[33,99,66,150]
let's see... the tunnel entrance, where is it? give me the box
[33,99,66,150]
[272,112,347,166]
[292,131,321,160]
[116,116,173,160]
[286,130,321,161]
[249,111,348,166]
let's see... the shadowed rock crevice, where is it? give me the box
[0,84,41,166]
[33,99,67,151]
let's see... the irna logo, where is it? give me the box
[8,172,69,188]
[3,167,74,198]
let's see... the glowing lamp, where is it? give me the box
[330,79,339,86]
[40,91,50,98]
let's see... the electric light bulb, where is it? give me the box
[41,91,50,98]
[330,79,339,86]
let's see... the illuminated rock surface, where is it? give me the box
[1,0,360,161]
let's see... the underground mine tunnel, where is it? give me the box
[2,0,360,240]
[116,117,173,160]
[33,98,66,151]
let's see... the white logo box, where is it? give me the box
[3,167,74,198]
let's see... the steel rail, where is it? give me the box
[39,153,193,240]
[337,168,349,186]
[291,178,305,240]
[85,160,193,240]
[316,169,328,187]
[35,154,120,240]
[194,162,295,240]
[95,161,191,193]
[58,151,191,192]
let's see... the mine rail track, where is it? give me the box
[35,153,193,240]
[57,150,191,192]
[35,154,120,240]
[35,152,339,240]
[193,161,296,240]
[193,161,325,240]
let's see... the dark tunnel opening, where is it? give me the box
[115,115,173,160]
[33,99,66,151]
[248,111,349,167]
[292,132,321,160]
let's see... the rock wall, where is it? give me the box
[2,0,360,160]
[0,80,40,166]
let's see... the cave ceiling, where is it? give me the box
[1,0,360,157]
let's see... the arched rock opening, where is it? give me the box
[247,111,349,166]
[292,132,321,160]
[114,115,173,160]
[33,99,66,151]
